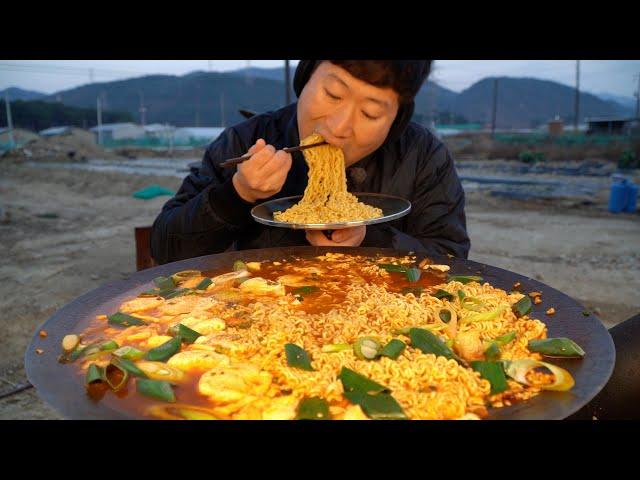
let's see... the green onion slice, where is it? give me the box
[146,336,182,362]
[296,397,331,420]
[527,338,585,358]
[137,379,176,402]
[284,343,314,371]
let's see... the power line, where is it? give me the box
[4,90,15,147]
[491,78,498,137]
[633,74,640,118]
[0,62,154,77]
[284,60,291,105]
[575,60,581,131]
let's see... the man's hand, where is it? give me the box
[232,138,293,203]
[305,226,367,247]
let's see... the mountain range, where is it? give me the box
[1,67,634,129]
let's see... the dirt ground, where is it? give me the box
[1,160,639,419]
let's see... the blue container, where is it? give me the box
[624,182,638,213]
[609,177,628,213]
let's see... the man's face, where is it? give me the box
[297,62,400,167]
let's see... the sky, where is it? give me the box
[0,60,638,99]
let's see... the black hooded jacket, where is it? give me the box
[150,103,470,264]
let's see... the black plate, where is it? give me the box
[24,246,615,420]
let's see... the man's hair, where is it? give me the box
[329,60,432,104]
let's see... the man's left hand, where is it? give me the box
[305,226,366,247]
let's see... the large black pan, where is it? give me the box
[24,246,615,420]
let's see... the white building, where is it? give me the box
[173,127,225,144]
[144,124,176,139]
[89,123,145,142]
[39,126,73,136]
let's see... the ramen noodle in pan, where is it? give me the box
[58,253,585,420]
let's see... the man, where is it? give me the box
[151,60,470,264]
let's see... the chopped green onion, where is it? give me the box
[140,288,161,296]
[409,328,464,364]
[137,379,176,402]
[153,276,176,290]
[146,336,182,362]
[401,286,424,296]
[392,327,411,335]
[108,312,146,327]
[195,278,213,290]
[113,346,145,361]
[172,324,202,344]
[405,267,421,283]
[494,331,517,346]
[234,277,250,286]
[433,289,454,301]
[78,342,111,361]
[100,340,119,351]
[379,339,406,360]
[69,343,95,362]
[343,390,408,420]
[164,288,191,299]
[484,342,500,362]
[104,363,130,392]
[233,260,247,271]
[582,310,591,317]
[448,275,483,284]
[512,296,533,317]
[292,286,320,295]
[179,408,218,420]
[296,397,331,420]
[439,309,452,323]
[284,343,314,371]
[353,337,382,360]
[86,364,104,384]
[464,306,507,324]
[527,338,585,358]
[321,343,352,353]
[171,270,201,283]
[110,356,148,378]
[471,361,508,395]
[461,297,484,312]
[338,367,389,395]
[378,263,408,273]
[62,334,80,352]
[504,359,575,391]
[457,290,466,300]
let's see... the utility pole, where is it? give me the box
[574,60,581,132]
[284,59,291,105]
[208,60,212,72]
[138,91,146,126]
[96,95,103,145]
[89,68,94,83]
[195,83,200,127]
[491,78,498,138]
[220,92,225,127]
[246,60,252,85]
[635,73,640,119]
[4,90,14,148]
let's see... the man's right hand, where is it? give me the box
[232,138,293,204]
